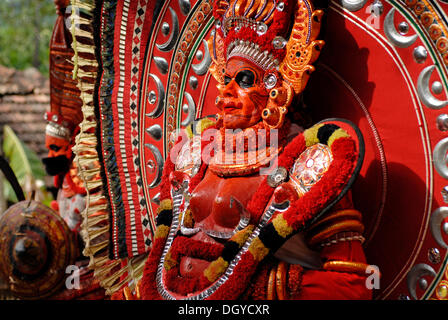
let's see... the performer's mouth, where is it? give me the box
[224,105,239,112]
[223,101,242,112]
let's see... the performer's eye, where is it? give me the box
[224,75,232,85]
[235,70,255,89]
[49,144,61,152]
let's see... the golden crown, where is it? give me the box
[210,0,324,95]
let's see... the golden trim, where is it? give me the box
[209,145,283,177]
[308,209,363,232]
[279,0,324,95]
[323,260,370,276]
[275,261,288,300]
[267,266,277,300]
[308,220,364,246]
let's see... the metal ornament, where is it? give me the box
[256,22,268,35]
[161,22,170,36]
[277,2,285,11]
[417,65,448,110]
[144,143,164,188]
[340,0,368,12]
[192,39,212,76]
[398,22,409,35]
[146,124,163,141]
[272,36,287,49]
[196,50,203,61]
[406,263,436,300]
[0,201,76,299]
[145,73,165,118]
[264,73,278,90]
[429,207,448,249]
[428,247,441,264]
[189,75,199,90]
[384,8,418,48]
[267,166,288,188]
[156,7,179,52]
[178,0,191,16]
[441,185,448,202]
[437,114,448,131]
[413,46,428,64]
[180,92,196,127]
[432,81,443,95]
[154,56,169,75]
[147,90,157,104]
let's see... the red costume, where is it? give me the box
[52,0,448,301]
[112,0,372,300]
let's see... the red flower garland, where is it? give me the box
[247,133,306,223]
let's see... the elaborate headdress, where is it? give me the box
[46,0,83,141]
[210,0,324,95]
[44,111,73,141]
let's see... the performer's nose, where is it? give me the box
[223,79,238,98]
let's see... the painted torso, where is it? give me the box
[179,170,265,277]
[190,170,264,231]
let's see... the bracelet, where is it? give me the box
[323,260,370,276]
[319,231,365,247]
[266,261,304,300]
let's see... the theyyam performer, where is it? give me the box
[113,0,371,300]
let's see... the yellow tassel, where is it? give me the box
[204,257,229,283]
[229,225,254,246]
[327,128,350,148]
[155,225,170,239]
[272,215,293,238]
[303,123,324,147]
[249,238,270,262]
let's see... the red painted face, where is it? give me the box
[217,58,269,129]
[45,135,72,159]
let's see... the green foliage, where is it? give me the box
[0,0,57,75]
[2,125,52,205]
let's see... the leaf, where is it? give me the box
[2,125,46,202]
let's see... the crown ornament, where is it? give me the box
[210,0,324,95]
[45,122,72,140]
[227,40,280,70]
[44,111,72,140]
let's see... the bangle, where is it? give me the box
[276,261,288,300]
[267,266,277,300]
[323,260,370,276]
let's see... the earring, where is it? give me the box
[262,106,288,129]
[262,82,293,129]
[215,112,223,127]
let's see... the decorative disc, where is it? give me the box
[290,143,333,196]
[0,200,76,299]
